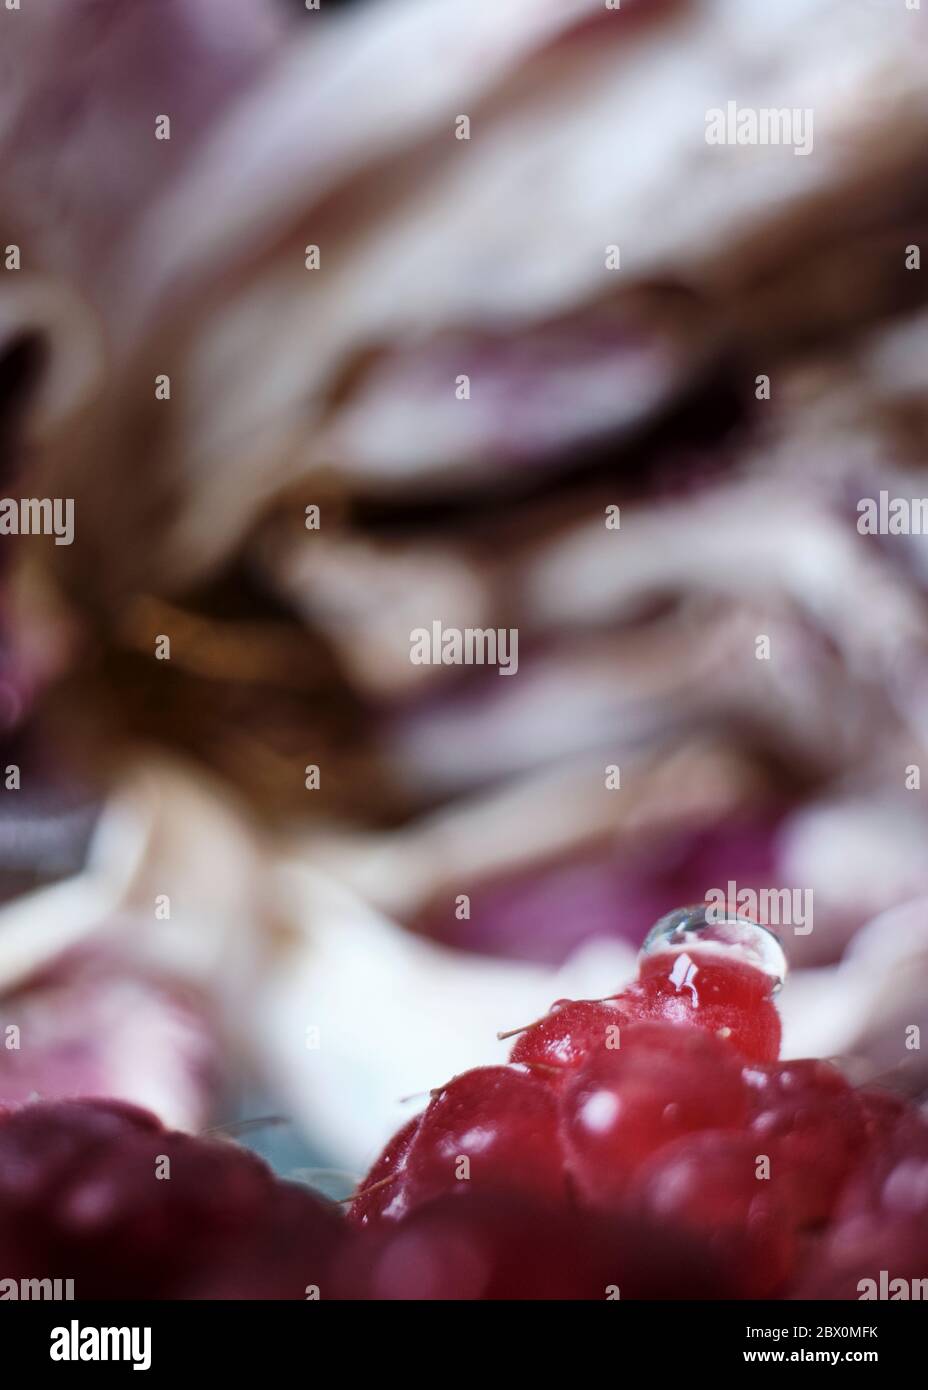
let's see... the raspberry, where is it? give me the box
[560,1021,748,1202]
[796,1121,928,1297]
[0,1100,346,1299]
[346,908,928,1299]
[183,1183,348,1300]
[630,1131,796,1297]
[336,1190,736,1301]
[392,1067,568,1215]
[0,1099,160,1207]
[339,1193,612,1300]
[856,1085,910,1140]
[833,1112,928,1224]
[508,997,629,1078]
[745,1059,867,1226]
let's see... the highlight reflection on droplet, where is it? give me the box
[640,904,788,993]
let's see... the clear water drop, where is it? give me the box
[640,904,788,993]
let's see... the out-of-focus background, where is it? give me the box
[1,0,928,1179]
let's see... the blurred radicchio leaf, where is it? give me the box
[2,0,921,832]
[37,0,928,598]
[0,0,285,310]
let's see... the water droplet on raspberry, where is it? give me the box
[641,905,788,992]
[625,906,785,1061]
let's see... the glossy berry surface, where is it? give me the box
[621,951,781,1061]
[391,1067,568,1214]
[509,997,629,1078]
[350,1114,422,1227]
[745,1059,867,1226]
[560,1021,748,1201]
